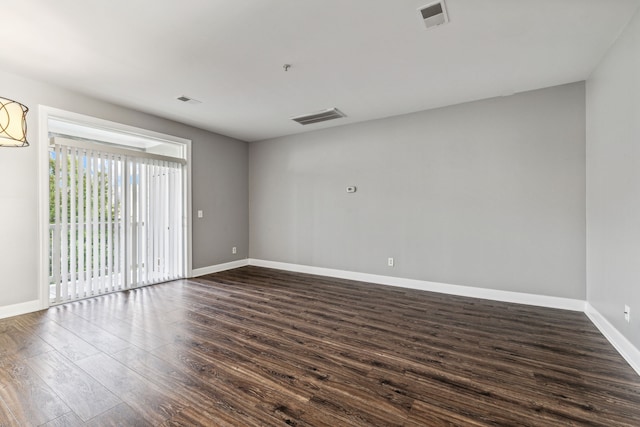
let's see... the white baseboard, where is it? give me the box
[5,260,637,378]
[248,259,640,377]
[0,299,43,320]
[191,259,249,277]
[247,259,586,312]
[585,303,640,376]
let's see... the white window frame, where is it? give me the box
[38,106,193,309]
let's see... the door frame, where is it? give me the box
[38,106,193,309]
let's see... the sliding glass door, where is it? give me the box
[49,137,185,304]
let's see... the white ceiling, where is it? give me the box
[3,0,639,142]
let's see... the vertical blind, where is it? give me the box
[50,140,184,304]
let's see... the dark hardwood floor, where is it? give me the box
[1,266,639,426]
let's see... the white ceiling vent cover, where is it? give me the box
[291,108,346,125]
[419,1,449,29]
[176,95,202,105]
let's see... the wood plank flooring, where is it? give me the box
[1,266,639,426]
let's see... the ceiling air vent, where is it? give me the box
[291,108,346,125]
[176,95,201,105]
[419,1,449,29]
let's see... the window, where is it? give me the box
[42,112,190,305]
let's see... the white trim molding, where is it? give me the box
[191,259,249,278]
[248,259,586,312]
[585,303,640,376]
[0,299,43,320]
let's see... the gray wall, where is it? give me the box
[250,83,586,299]
[0,69,248,308]
[586,9,640,348]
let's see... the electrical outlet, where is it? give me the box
[232,247,237,254]
[388,257,394,267]
[624,305,631,323]
[197,210,203,218]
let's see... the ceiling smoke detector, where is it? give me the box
[176,95,202,105]
[290,108,346,125]
[418,1,449,29]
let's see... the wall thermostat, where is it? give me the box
[346,186,357,193]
